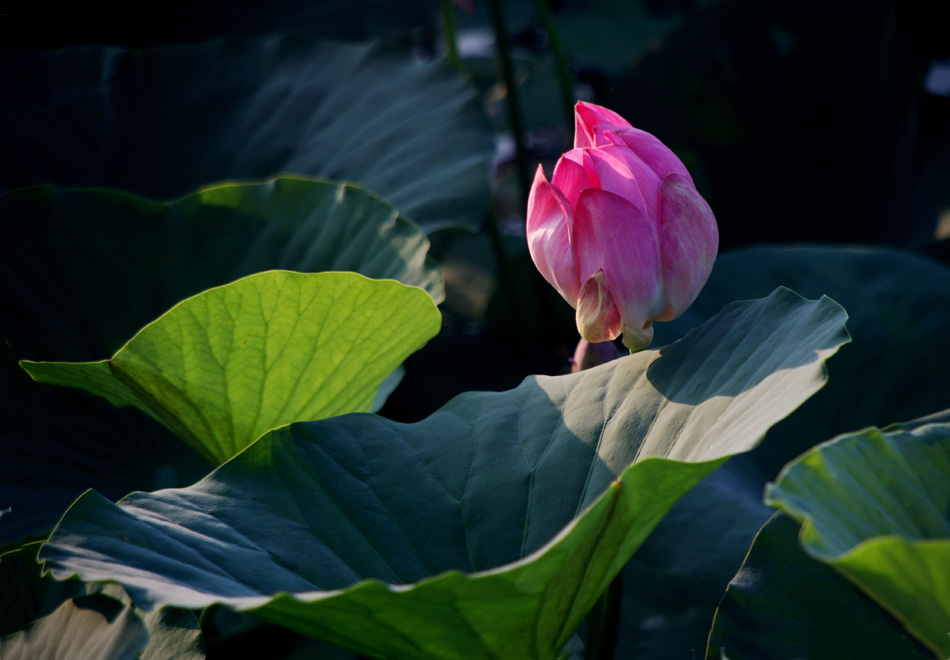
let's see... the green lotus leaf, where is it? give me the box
[23,271,441,465]
[40,288,848,659]
[765,421,950,659]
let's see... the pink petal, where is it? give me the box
[574,101,632,149]
[591,146,662,220]
[655,173,718,321]
[578,102,631,128]
[551,151,593,210]
[526,166,581,304]
[573,188,663,331]
[575,270,622,343]
[612,126,693,183]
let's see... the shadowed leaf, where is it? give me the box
[41,288,848,659]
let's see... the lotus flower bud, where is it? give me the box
[571,339,622,373]
[527,101,718,351]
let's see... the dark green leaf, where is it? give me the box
[40,288,848,660]
[707,513,931,660]
[656,246,950,470]
[0,38,493,233]
[1,178,442,363]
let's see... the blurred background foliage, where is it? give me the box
[2,0,949,658]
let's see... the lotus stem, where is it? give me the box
[531,0,575,132]
[487,0,531,202]
[584,570,624,659]
[440,0,462,72]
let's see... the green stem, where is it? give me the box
[486,208,516,316]
[584,570,625,660]
[531,0,575,132]
[487,0,531,203]
[439,0,462,72]
[485,205,536,372]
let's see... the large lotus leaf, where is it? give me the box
[0,37,493,233]
[40,288,849,660]
[706,513,931,660]
[23,271,441,466]
[617,245,950,659]
[765,422,950,658]
[0,178,442,363]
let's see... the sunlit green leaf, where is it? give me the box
[23,271,441,465]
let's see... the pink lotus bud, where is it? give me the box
[527,102,718,351]
[571,338,622,373]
